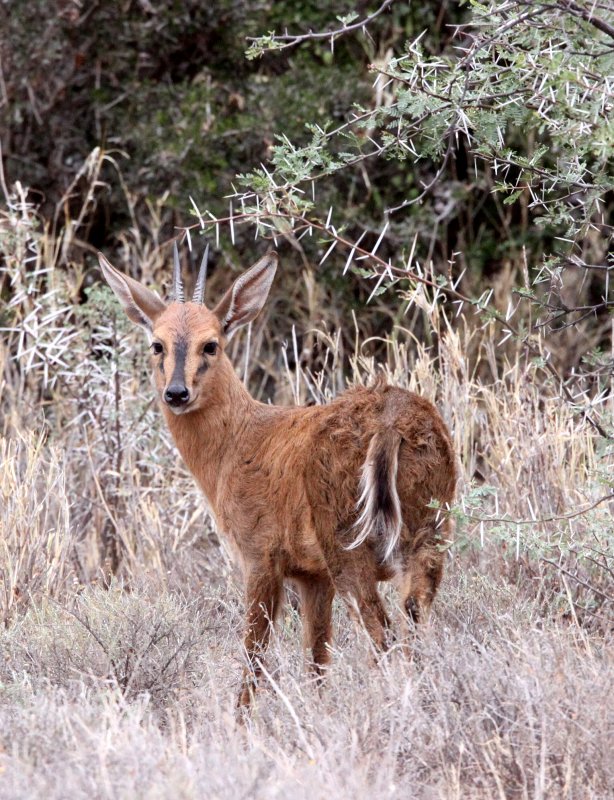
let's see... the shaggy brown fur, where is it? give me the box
[98,249,457,707]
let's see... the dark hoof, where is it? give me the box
[405,596,420,625]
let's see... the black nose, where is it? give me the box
[164,384,190,407]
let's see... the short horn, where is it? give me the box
[173,241,185,303]
[192,243,209,305]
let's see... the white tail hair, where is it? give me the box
[348,430,403,562]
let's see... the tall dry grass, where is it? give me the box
[0,182,612,798]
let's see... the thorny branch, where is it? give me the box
[178,208,612,439]
[541,558,614,603]
[233,1,614,439]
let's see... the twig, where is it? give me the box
[557,0,614,40]
[0,136,10,203]
[541,559,614,602]
[246,0,396,53]
[387,135,455,214]
[570,548,614,580]
[466,491,614,526]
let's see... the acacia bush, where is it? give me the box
[238,0,613,405]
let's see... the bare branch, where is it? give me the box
[542,558,614,602]
[466,491,614,526]
[246,0,396,54]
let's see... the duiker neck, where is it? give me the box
[162,354,257,508]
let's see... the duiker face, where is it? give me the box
[98,248,277,415]
[149,303,223,414]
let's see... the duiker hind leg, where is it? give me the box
[238,568,283,708]
[399,535,446,627]
[356,588,393,651]
[335,553,394,652]
[297,573,335,676]
[340,580,393,653]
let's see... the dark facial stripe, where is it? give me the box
[170,336,188,387]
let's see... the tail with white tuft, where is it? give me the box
[348,429,403,562]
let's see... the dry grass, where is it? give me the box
[1,576,612,798]
[0,186,612,798]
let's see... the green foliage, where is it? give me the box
[2,0,375,219]
[246,2,613,240]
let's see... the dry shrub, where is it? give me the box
[0,585,209,708]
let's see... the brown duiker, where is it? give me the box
[99,244,457,707]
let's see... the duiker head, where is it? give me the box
[98,246,277,414]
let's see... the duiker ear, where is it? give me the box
[213,250,277,339]
[98,253,166,331]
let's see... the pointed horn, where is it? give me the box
[192,243,209,304]
[173,241,185,303]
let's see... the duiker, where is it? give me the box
[99,245,456,706]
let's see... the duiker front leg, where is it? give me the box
[238,568,283,708]
[297,574,335,677]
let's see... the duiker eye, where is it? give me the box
[151,342,163,355]
[203,341,218,356]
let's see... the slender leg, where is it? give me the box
[400,540,445,627]
[238,568,283,708]
[343,583,393,653]
[333,554,393,654]
[297,574,335,677]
